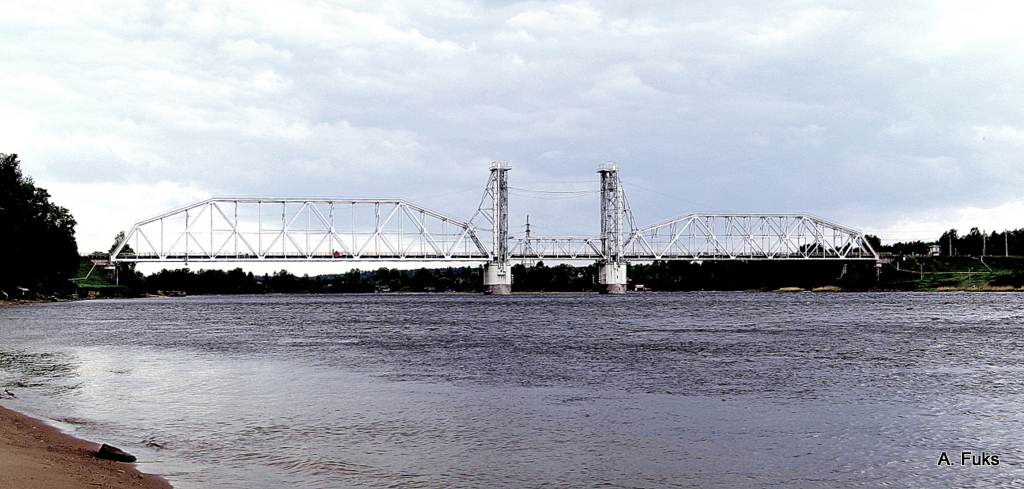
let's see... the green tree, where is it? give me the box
[939,229,958,256]
[889,240,931,256]
[109,230,133,255]
[962,227,985,256]
[0,154,79,295]
[864,234,885,252]
[108,231,140,287]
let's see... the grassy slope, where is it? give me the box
[71,259,133,296]
[884,256,1024,291]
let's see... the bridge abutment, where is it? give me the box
[597,261,627,294]
[483,262,512,295]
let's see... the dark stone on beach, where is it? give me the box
[97,443,137,462]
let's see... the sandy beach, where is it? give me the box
[0,405,171,489]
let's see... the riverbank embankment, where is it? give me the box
[0,405,171,489]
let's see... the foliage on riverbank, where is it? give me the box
[67,259,898,296]
[68,251,1024,298]
[879,256,1024,291]
[74,265,488,296]
[66,254,1024,297]
[628,260,881,291]
[0,154,79,298]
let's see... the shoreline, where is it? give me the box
[3,285,1024,309]
[0,404,172,489]
[4,283,1024,306]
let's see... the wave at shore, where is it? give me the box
[0,405,171,489]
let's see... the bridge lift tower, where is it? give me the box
[597,162,629,294]
[478,160,512,295]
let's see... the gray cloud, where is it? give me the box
[2,0,1023,251]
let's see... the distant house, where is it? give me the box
[928,244,942,256]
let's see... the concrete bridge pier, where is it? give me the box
[484,262,512,295]
[597,261,627,294]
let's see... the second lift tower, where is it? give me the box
[597,162,628,294]
[483,160,512,294]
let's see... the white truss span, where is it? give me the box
[111,198,490,262]
[622,213,877,260]
[509,237,604,260]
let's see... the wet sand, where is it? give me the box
[0,405,171,489]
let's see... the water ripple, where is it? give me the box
[2,292,1024,488]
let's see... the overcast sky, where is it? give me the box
[3,0,1023,257]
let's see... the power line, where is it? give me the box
[408,185,482,201]
[509,187,600,200]
[619,180,726,213]
[510,186,598,195]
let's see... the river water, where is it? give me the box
[2,292,1024,488]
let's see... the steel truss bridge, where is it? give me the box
[112,162,877,292]
[508,214,874,261]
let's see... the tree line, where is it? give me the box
[124,266,485,295]
[0,154,79,298]
[936,228,1024,256]
[868,227,1024,257]
[106,259,882,296]
[122,262,600,295]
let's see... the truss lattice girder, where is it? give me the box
[508,237,605,260]
[111,198,492,262]
[622,213,878,261]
